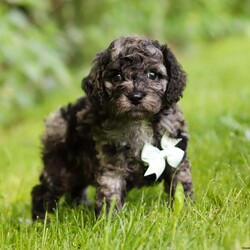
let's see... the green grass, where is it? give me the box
[0,36,250,249]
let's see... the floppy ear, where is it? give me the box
[82,75,93,97]
[81,53,106,106]
[161,45,187,107]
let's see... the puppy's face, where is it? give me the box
[103,39,167,118]
[83,35,186,119]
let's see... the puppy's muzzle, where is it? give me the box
[127,92,145,105]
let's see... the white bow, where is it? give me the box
[141,132,184,180]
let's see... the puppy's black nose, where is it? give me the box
[128,92,144,105]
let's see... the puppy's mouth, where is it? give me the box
[112,93,162,119]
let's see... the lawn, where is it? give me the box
[0,36,249,249]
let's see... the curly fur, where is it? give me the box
[31,35,193,220]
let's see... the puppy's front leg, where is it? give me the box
[164,157,193,200]
[95,170,126,217]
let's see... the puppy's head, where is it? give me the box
[82,35,186,119]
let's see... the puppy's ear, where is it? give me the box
[81,75,93,97]
[81,53,107,105]
[161,45,187,107]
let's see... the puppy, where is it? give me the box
[31,35,193,220]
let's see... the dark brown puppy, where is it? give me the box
[31,35,193,220]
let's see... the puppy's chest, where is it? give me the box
[94,120,154,159]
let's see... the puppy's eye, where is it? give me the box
[147,71,158,80]
[111,73,122,83]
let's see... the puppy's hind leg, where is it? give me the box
[31,180,62,221]
[31,108,70,221]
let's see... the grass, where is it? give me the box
[0,36,250,249]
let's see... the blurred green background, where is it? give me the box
[1,2,250,248]
[0,0,250,126]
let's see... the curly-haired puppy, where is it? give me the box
[31,35,193,220]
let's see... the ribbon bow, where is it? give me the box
[141,132,184,180]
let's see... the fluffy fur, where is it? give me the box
[31,35,193,220]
